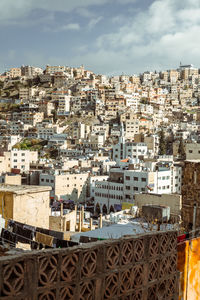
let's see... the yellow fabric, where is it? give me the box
[35,232,53,247]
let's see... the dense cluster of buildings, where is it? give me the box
[0,63,200,298]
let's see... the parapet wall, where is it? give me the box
[0,231,178,300]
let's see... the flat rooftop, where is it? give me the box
[71,221,175,242]
[0,184,51,195]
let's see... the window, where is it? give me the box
[14,159,17,162]
[46,179,49,182]
[126,176,130,180]
[14,153,17,156]
[141,178,146,182]
[141,188,145,192]
[22,153,25,156]
[126,186,130,190]
[189,150,193,153]
[41,179,44,182]
[51,180,54,183]
[134,187,138,191]
[134,177,138,181]
[21,159,25,162]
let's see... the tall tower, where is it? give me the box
[119,122,125,144]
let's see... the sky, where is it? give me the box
[0,0,200,75]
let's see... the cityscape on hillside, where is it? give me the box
[1,0,200,298]
[0,62,199,298]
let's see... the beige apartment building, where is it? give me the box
[39,172,89,203]
[45,65,65,74]
[169,70,179,83]
[107,97,125,111]
[19,87,37,100]
[185,143,200,160]
[0,185,51,228]
[8,149,38,172]
[0,152,11,173]
[9,68,22,78]
[12,112,44,126]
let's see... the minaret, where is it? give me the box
[119,122,126,160]
[119,122,125,144]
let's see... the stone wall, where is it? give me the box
[0,231,178,300]
[135,193,182,216]
[182,161,200,230]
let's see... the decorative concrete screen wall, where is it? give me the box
[0,231,178,300]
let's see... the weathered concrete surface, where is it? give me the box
[182,161,200,230]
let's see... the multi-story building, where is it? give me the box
[185,143,200,160]
[45,65,66,74]
[89,175,109,199]
[94,160,182,213]
[19,87,38,101]
[37,123,66,140]
[12,112,44,126]
[21,66,43,77]
[39,101,54,117]
[9,68,22,78]
[9,149,38,172]
[9,121,31,137]
[39,171,89,203]
[112,124,148,162]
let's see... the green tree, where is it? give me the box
[159,129,166,155]
[178,137,185,159]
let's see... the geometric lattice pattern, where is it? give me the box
[0,231,178,300]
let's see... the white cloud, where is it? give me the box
[44,23,80,32]
[88,16,103,30]
[0,0,108,23]
[1,0,200,75]
[75,7,95,18]
[0,0,138,23]
[57,23,80,31]
[91,0,200,73]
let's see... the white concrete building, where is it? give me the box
[89,175,109,199]
[10,149,38,172]
[94,160,182,213]
[57,95,71,116]
[113,140,148,162]
[37,123,66,140]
